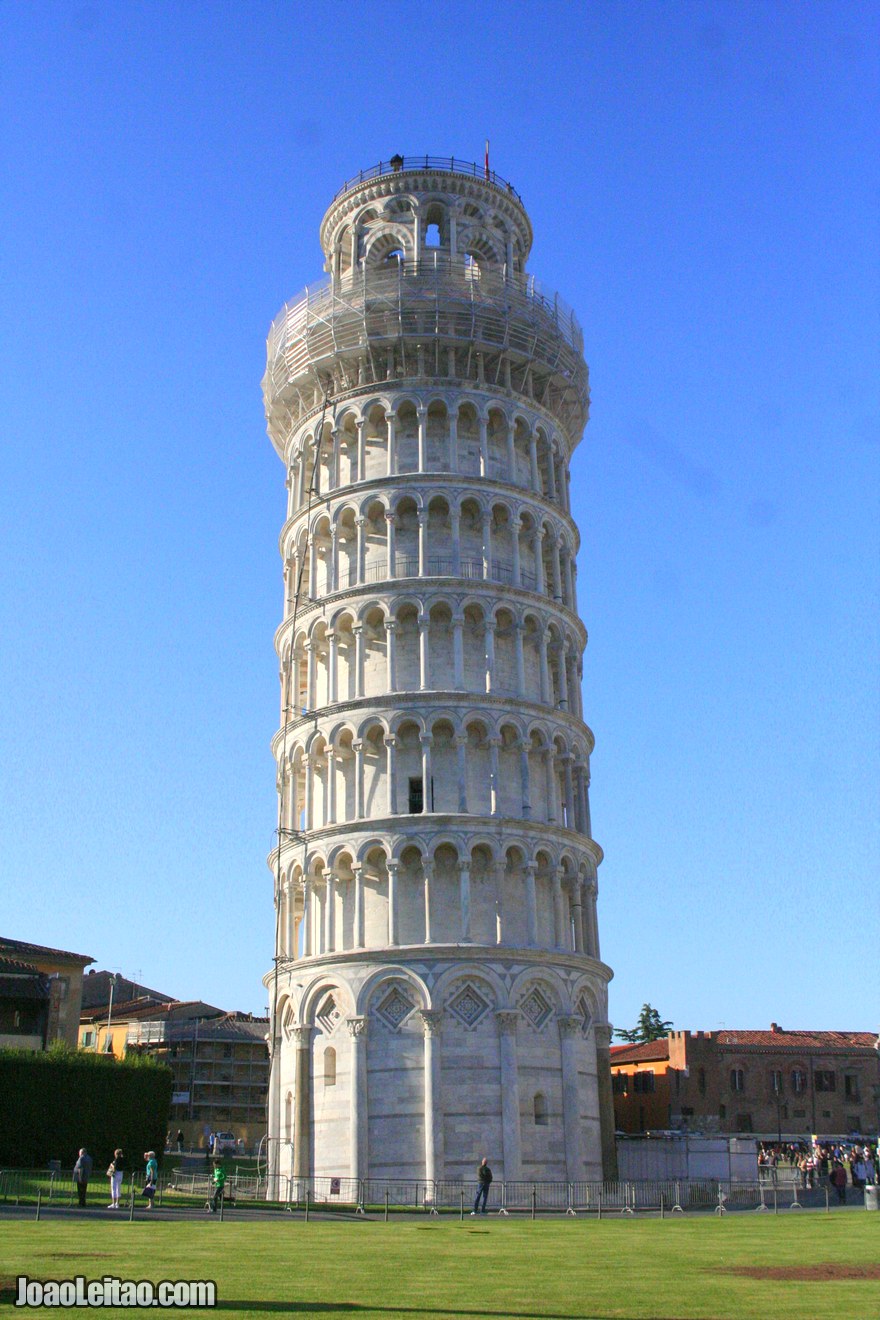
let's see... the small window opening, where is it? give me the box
[408,777,423,814]
[534,1092,548,1126]
[384,248,404,265]
[425,223,441,248]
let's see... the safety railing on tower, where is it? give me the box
[331,156,525,206]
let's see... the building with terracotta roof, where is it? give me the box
[0,937,94,1048]
[611,1023,879,1140]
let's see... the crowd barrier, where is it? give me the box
[0,1168,856,1216]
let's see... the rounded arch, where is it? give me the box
[356,964,431,1016]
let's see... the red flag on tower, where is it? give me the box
[485,139,490,180]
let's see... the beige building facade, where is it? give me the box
[263,157,616,1191]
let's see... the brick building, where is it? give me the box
[611,1024,879,1139]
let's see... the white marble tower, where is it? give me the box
[262,156,616,1192]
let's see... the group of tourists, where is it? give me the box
[71,1148,159,1209]
[758,1140,878,1202]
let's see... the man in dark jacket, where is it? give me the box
[472,1157,493,1215]
[73,1148,93,1208]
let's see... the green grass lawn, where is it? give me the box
[0,1215,876,1319]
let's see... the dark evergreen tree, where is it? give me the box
[615,1003,673,1043]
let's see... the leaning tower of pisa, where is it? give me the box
[262,156,616,1192]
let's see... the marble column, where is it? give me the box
[385,510,397,577]
[324,871,336,953]
[455,735,468,812]
[384,735,398,814]
[419,618,430,690]
[292,1025,313,1182]
[301,878,312,957]
[422,858,434,943]
[458,859,471,941]
[557,1015,582,1182]
[352,863,365,948]
[385,619,397,691]
[353,741,364,818]
[386,859,399,945]
[420,734,433,812]
[524,863,538,946]
[419,1010,444,1188]
[346,1016,368,1182]
[495,1011,522,1182]
[484,620,496,693]
[452,616,464,688]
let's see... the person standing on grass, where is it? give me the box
[829,1161,847,1204]
[73,1148,93,1208]
[107,1148,125,1208]
[472,1157,493,1215]
[143,1151,158,1210]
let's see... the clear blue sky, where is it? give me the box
[1,1,876,1032]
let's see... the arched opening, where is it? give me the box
[534,1092,548,1126]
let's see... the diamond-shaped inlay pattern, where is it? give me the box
[448,983,491,1030]
[316,994,341,1036]
[520,987,553,1030]
[577,994,593,1036]
[375,986,414,1032]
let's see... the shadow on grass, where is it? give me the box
[214,1307,706,1319]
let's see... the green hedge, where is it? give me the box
[0,1045,173,1169]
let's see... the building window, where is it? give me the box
[534,1092,548,1126]
[698,1067,706,1096]
[736,1114,753,1132]
[82,1030,94,1047]
[791,1069,806,1093]
[633,1071,655,1094]
[323,1047,336,1087]
[719,1104,726,1119]
[730,1069,745,1093]
[612,1073,627,1094]
[408,777,423,814]
[815,1071,836,1092]
[770,1070,783,1094]
[844,1074,860,1101]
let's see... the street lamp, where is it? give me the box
[773,1072,783,1145]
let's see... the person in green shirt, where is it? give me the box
[209,1162,226,1213]
[142,1151,158,1210]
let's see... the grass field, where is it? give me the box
[0,1215,877,1319]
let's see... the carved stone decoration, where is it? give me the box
[557,1014,580,1039]
[346,1015,368,1038]
[315,992,341,1036]
[495,1009,519,1036]
[577,994,594,1036]
[418,1009,444,1037]
[447,982,492,1030]
[519,986,554,1031]
[374,985,415,1032]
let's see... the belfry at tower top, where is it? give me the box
[319,154,534,276]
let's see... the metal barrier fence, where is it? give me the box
[0,1168,853,1215]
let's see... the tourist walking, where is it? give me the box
[471,1157,493,1215]
[176,1129,184,1153]
[107,1149,125,1208]
[142,1151,158,1210]
[208,1162,226,1214]
[73,1148,93,1208]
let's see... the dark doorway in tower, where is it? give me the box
[408,776,435,813]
